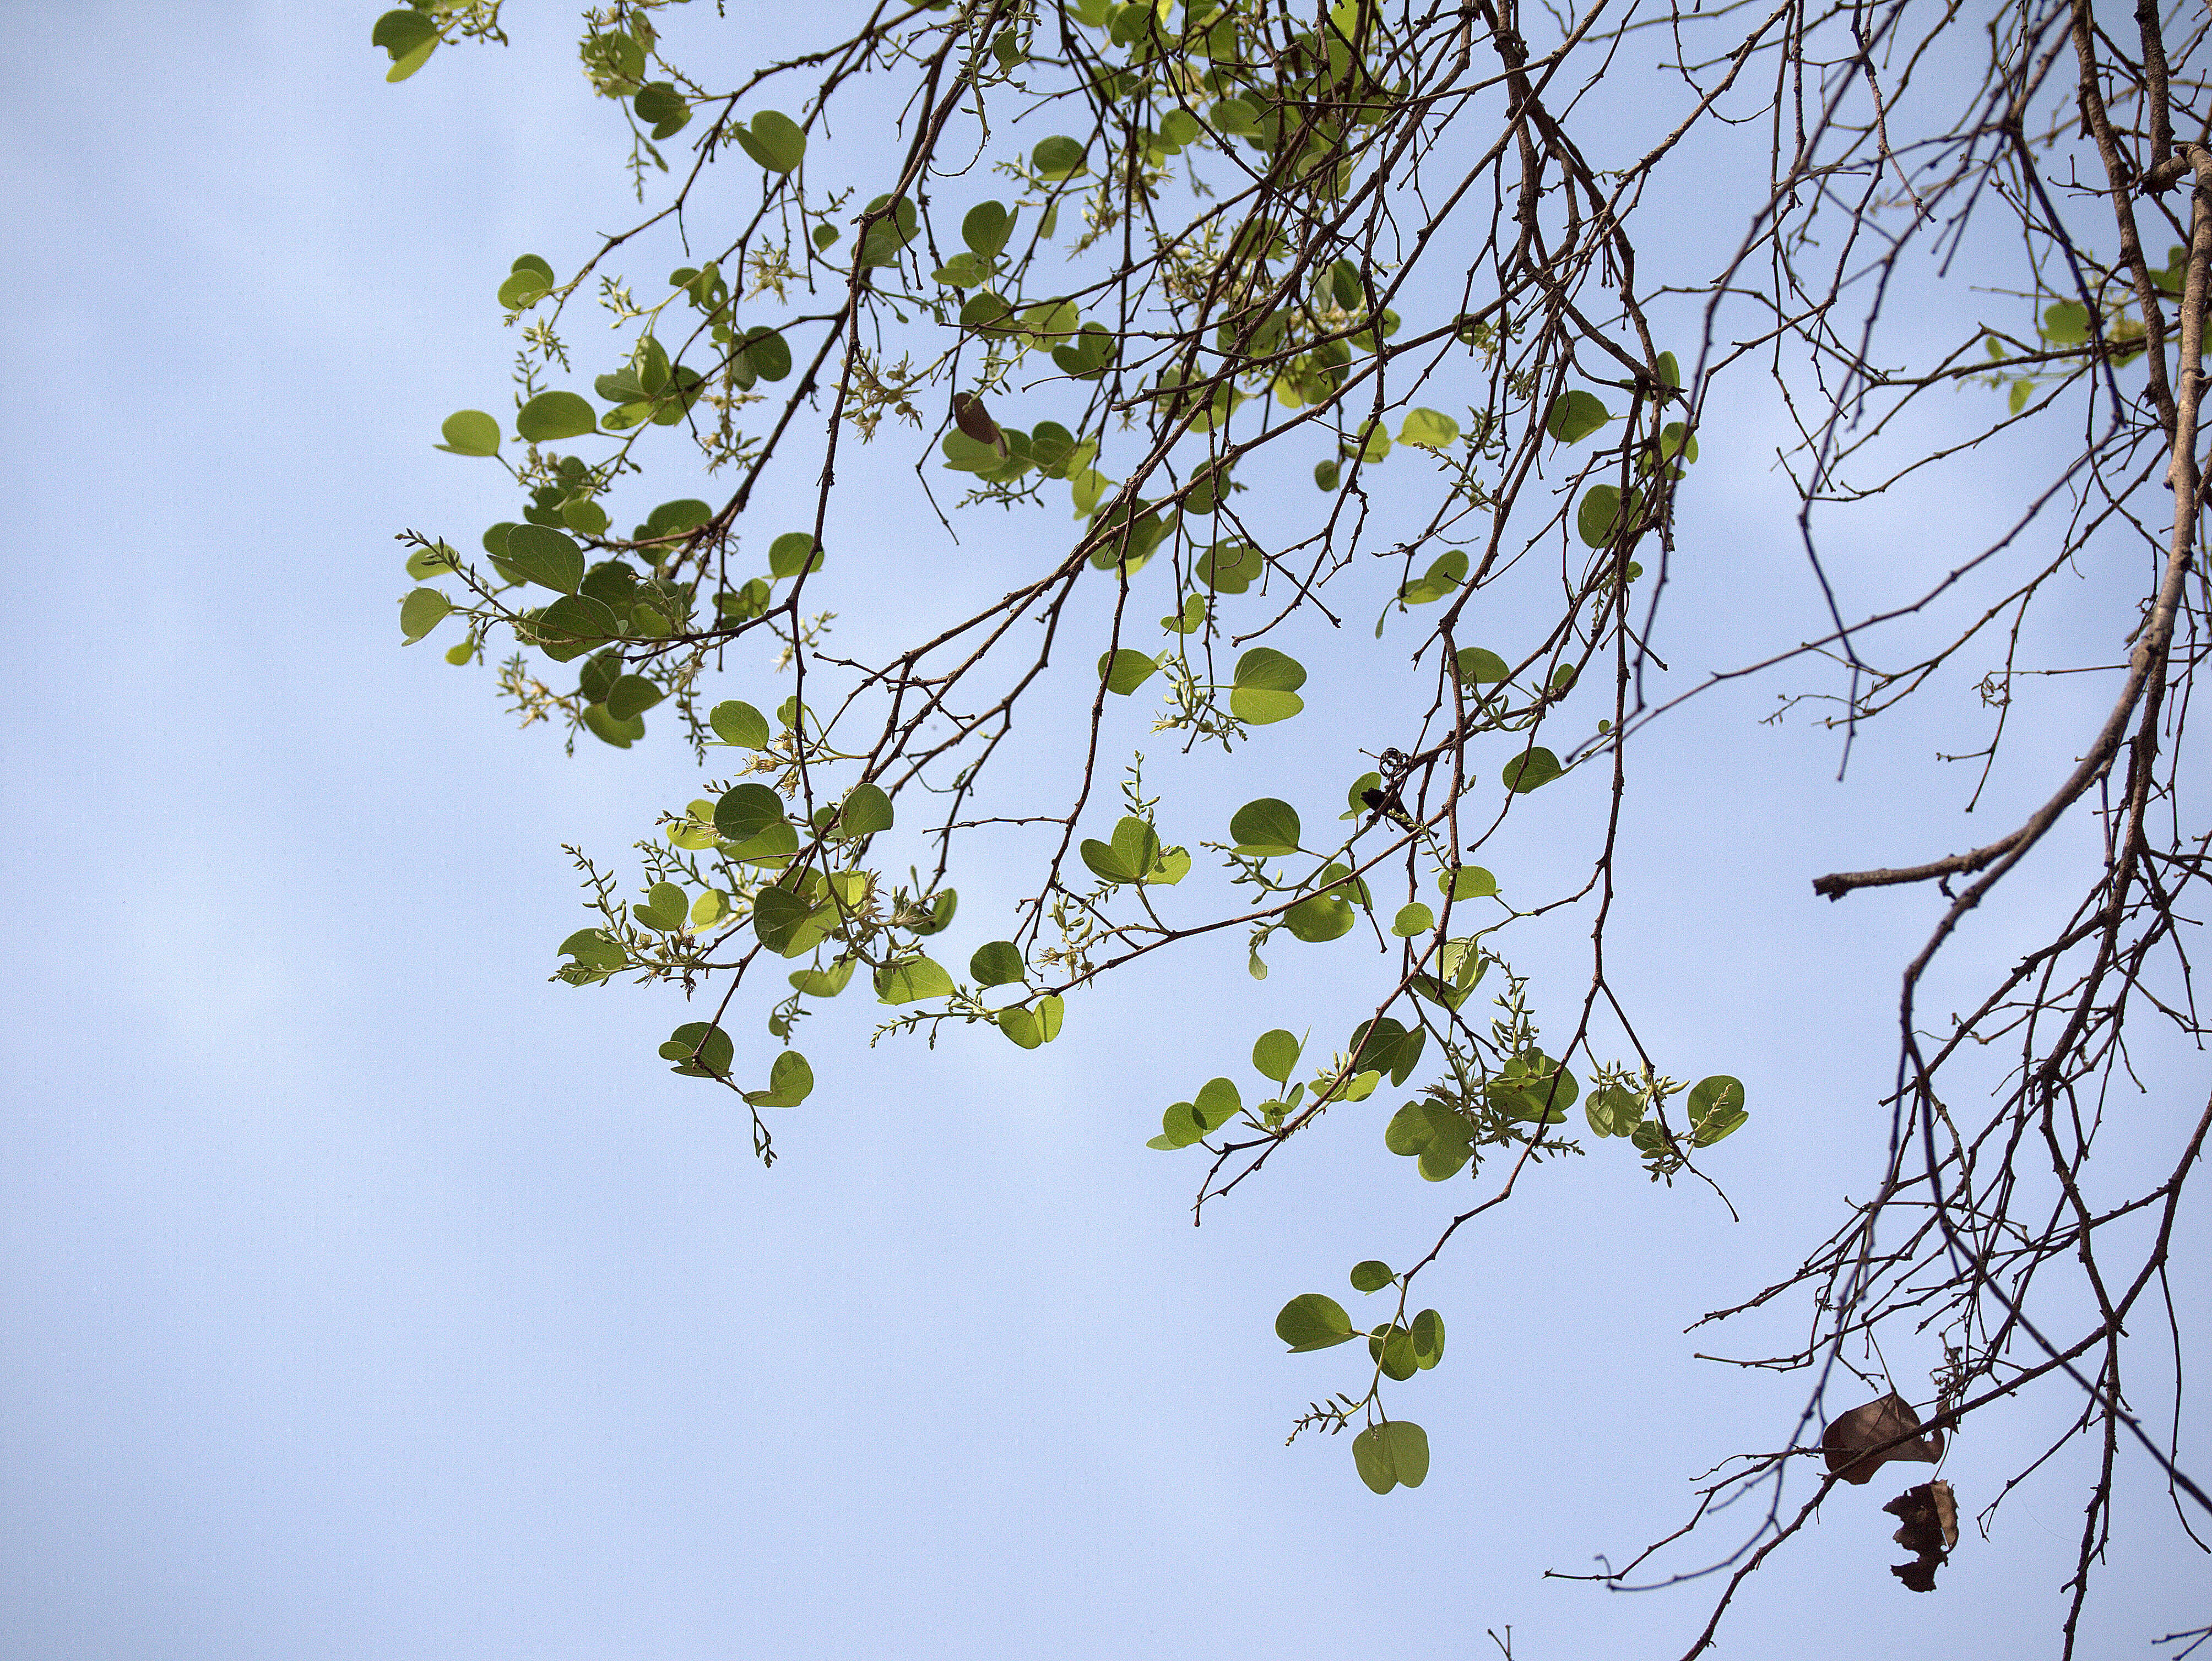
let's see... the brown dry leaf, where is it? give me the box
[1821,1392,1945,1485]
[1883,1480,1959,1592]
[951,392,1005,457]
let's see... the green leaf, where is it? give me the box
[372,8,438,79]
[502,525,585,594]
[1230,648,1307,725]
[1398,407,1460,449]
[1455,647,1508,686]
[1037,994,1064,1040]
[834,783,894,839]
[858,195,919,267]
[876,955,954,1004]
[734,110,807,173]
[658,1020,733,1077]
[1097,648,1160,695]
[714,784,785,844]
[1439,865,1496,901]
[970,940,1026,986]
[581,704,644,747]
[531,594,619,660]
[1585,1083,1644,1138]
[1032,135,1088,180]
[436,410,501,455]
[1196,540,1263,594]
[745,1049,815,1107]
[557,927,625,976]
[1229,798,1302,856]
[1349,1260,1394,1293]
[1656,350,1682,388]
[1372,1323,1419,1380]
[1275,1292,1357,1353]
[1382,1420,1430,1486]
[633,80,691,139]
[1501,748,1563,794]
[1353,1426,1395,1493]
[1391,903,1434,938]
[1283,894,1355,942]
[1080,837,1139,885]
[1000,1006,1044,1050]
[515,391,599,444]
[1409,1309,1445,1369]
[398,587,451,643]
[1253,1028,1302,1084]
[751,884,823,956]
[1314,459,1342,491]
[1545,389,1612,442]
[1396,550,1467,606]
[741,328,794,383]
[962,199,1013,258]
[709,700,771,748]
[2041,300,2091,346]
[1687,1075,1749,1146]
[605,675,663,721]
[497,267,550,308]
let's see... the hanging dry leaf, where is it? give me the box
[1820,1392,1944,1485]
[1883,1480,1959,1592]
[951,392,1006,457]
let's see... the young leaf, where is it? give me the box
[515,391,599,443]
[1545,390,1611,442]
[969,940,1026,986]
[1230,648,1307,725]
[437,410,501,455]
[1349,1260,1394,1293]
[1275,1292,1357,1352]
[734,110,807,173]
[1252,1028,1302,1083]
[1229,798,1302,856]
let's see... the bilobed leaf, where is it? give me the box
[1079,837,1139,884]
[398,587,451,643]
[751,884,814,954]
[999,1006,1043,1049]
[1197,540,1263,594]
[746,1049,815,1107]
[1687,1074,1748,1146]
[1349,1260,1394,1293]
[1373,1323,1419,1380]
[834,783,894,838]
[1381,1420,1429,1487]
[1037,994,1064,1040]
[1283,894,1355,942]
[503,525,585,594]
[734,109,807,172]
[437,410,501,455]
[1031,135,1088,179]
[531,594,619,660]
[733,329,790,386]
[1398,406,1460,449]
[1439,865,1496,900]
[1275,1292,1357,1353]
[658,1021,733,1077]
[1455,647,1509,686]
[1409,1309,1445,1369]
[515,391,599,443]
[709,701,771,748]
[605,675,663,721]
[1097,648,1159,695]
[1252,1028,1302,1084]
[1229,798,1302,856]
[2041,300,2090,346]
[1391,903,1434,938]
[1353,1425,1396,1493]
[1231,648,1307,725]
[1546,389,1612,442]
[970,940,1026,986]
[1501,748,1563,794]
[962,199,1013,258]
[372,7,438,79]
[876,955,954,1004]
[714,783,785,844]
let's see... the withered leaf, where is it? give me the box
[952,392,1006,457]
[1821,1392,1944,1485]
[1883,1479,1958,1593]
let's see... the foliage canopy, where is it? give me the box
[377,0,2210,1649]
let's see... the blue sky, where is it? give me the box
[2,4,2204,1658]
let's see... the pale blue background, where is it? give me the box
[2,4,2203,1658]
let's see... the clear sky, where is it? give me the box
[2,4,2203,1659]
